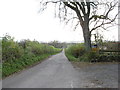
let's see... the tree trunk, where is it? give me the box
[77,11,91,51]
[81,15,91,52]
[83,29,91,51]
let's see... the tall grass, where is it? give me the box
[2,35,62,78]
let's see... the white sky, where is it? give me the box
[0,0,118,42]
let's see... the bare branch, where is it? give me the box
[63,2,76,11]
[86,2,90,16]
[73,21,80,31]
[65,17,79,25]
[63,2,84,26]
[89,1,118,21]
[90,11,119,33]
[76,2,86,15]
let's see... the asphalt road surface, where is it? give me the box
[2,50,118,88]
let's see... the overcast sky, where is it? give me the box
[0,0,118,42]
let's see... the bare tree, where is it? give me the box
[39,0,119,51]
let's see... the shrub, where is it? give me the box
[65,50,79,61]
[96,54,120,62]
[20,40,61,56]
[2,35,62,77]
[79,51,99,62]
[65,43,119,62]
[66,44,85,58]
[2,35,24,61]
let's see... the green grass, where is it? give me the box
[2,52,60,78]
[65,43,85,62]
[65,50,79,61]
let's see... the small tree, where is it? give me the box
[39,0,119,51]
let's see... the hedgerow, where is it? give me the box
[2,35,62,78]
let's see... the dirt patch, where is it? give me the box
[71,61,118,88]
[71,61,118,68]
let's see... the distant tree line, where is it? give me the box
[42,40,81,49]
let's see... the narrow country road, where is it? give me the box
[2,50,83,88]
[2,50,118,88]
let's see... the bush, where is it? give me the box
[65,43,86,61]
[79,51,99,62]
[96,54,120,62]
[79,51,120,62]
[2,35,62,77]
[2,35,24,61]
[18,40,62,56]
[66,44,85,58]
[65,50,79,61]
[65,43,119,62]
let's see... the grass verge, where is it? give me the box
[2,52,60,78]
[65,49,79,62]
